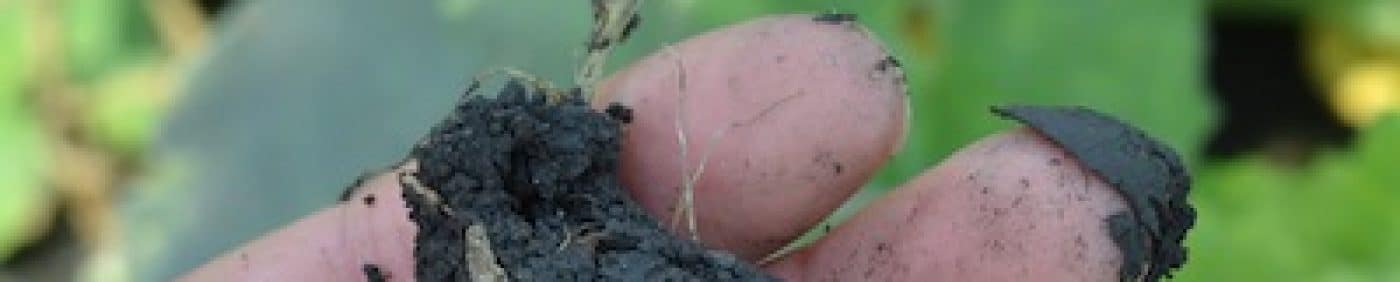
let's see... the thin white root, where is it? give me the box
[668,44,692,235]
[398,159,455,218]
[682,128,725,241]
[463,67,572,103]
[663,45,734,241]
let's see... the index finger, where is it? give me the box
[594,14,908,261]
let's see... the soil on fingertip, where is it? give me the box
[992,105,1195,282]
[398,78,776,281]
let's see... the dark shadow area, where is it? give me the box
[1205,14,1355,164]
[0,208,80,282]
[196,0,235,18]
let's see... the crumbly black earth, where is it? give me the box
[401,79,776,281]
[992,105,1195,282]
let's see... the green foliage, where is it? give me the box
[1174,117,1400,281]
[86,62,169,155]
[0,2,52,262]
[1316,0,1400,49]
[65,0,158,82]
[1,0,165,263]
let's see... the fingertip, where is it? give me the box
[595,14,908,261]
[765,128,1128,281]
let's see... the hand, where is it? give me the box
[182,15,1128,281]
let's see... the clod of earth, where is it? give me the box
[400,78,775,281]
[992,105,1195,282]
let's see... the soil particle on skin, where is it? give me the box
[363,194,376,207]
[813,12,857,24]
[872,55,908,88]
[340,170,380,202]
[604,102,633,124]
[876,56,901,72]
[991,105,1195,282]
[401,78,775,281]
[363,264,387,282]
[341,162,405,202]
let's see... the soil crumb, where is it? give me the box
[363,194,376,207]
[992,105,1195,282]
[363,264,387,282]
[402,78,775,281]
[813,12,857,24]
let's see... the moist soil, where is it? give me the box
[398,78,776,281]
[992,105,1195,282]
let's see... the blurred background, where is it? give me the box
[0,0,1397,281]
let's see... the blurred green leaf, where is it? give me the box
[0,104,51,262]
[1316,0,1400,50]
[65,0,158,82]
[0,1,53,262]
[1,2,30,89]
[1174,116,1400,281]
[85,61,170,155]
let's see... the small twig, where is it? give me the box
[663,45,731,241]
[397,160,455,217]
[576,0,646,97]
[669,45,692,235]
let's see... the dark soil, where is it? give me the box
[992,105,1195,282]
[363,264,388,282]
[399,78,775,281]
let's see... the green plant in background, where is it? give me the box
[1,0,172,268]
[64,0,159,84]
[0,1,55,263]
[1181,116,1400,281]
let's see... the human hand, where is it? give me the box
[183,15,1155,281]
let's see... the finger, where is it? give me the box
[180,164,416,282]
[593,14,908,261]
[765,128,1127,281]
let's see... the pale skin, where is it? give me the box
[183,15,1128,281]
